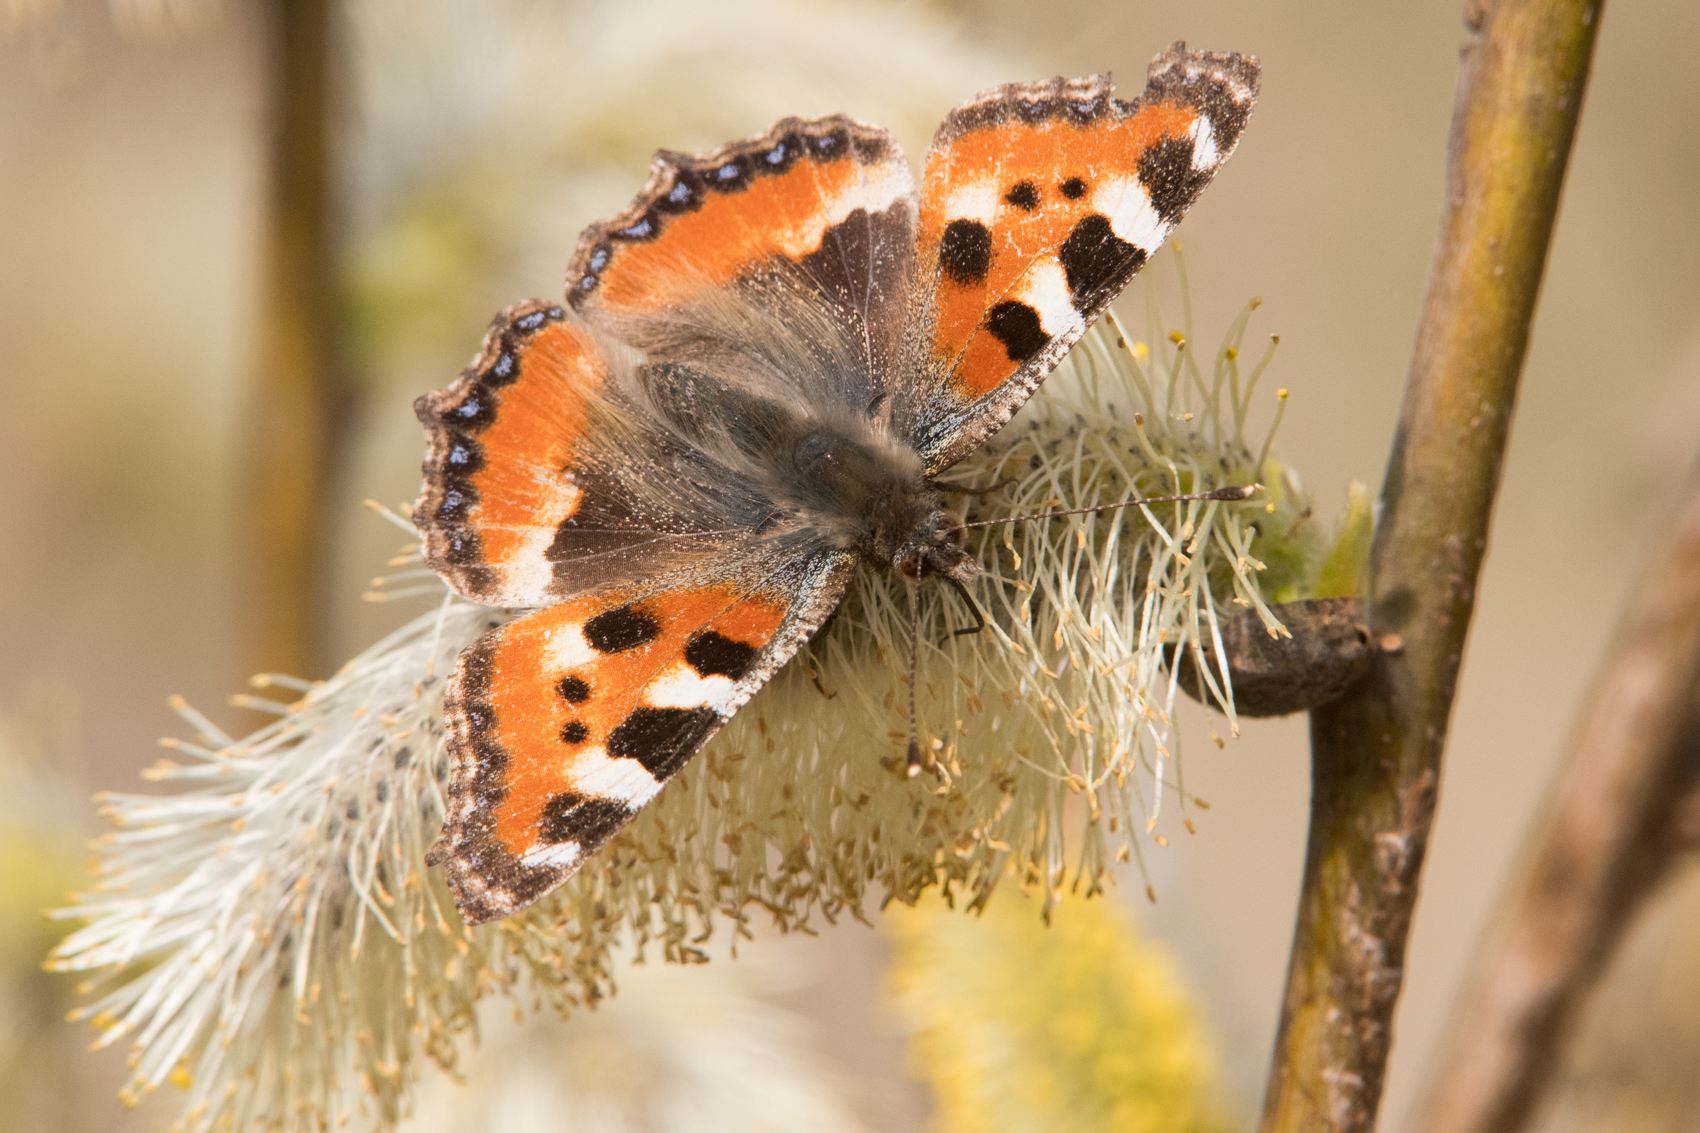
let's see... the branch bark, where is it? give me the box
[1258,1,1603,1129]
[241,0,335,681]
[1410,467,1700,1133]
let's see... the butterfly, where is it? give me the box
[414,42,1260,923]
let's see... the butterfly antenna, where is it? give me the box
[906,579,924,778]
[959,484,1258,529]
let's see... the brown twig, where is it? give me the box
[1172,598,1372,718]
[241,0,337,681]
[1258,1,1604,1129]
[1410,466,1700,1133]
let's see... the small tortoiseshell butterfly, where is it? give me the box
[415,42,1260,923]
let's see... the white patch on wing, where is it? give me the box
[542,622,596,673]
[519,841,583,871]
[488,475,582,598]
[569,745,665,805]
[776,157,914,259]
[1096,177,1166,254]
[827,158,915,225]
[942,178,1000,225]
[644,663,736,713]
[504,561,552,598]
[1190,116,1220,171]
[1015,261,1084,339]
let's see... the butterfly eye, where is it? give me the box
[940,509,968,548]
[896,551,928,581]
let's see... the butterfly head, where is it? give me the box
[776,417,975,586]
[891,505,974,584]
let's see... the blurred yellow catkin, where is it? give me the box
[887,891,1231,1133]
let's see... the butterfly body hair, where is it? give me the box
[576,272,975,592]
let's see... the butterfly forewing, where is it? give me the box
[898,44,1260,472]
[565,113,918,403]
[415,302,792,607]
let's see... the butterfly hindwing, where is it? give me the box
[899,42,1260,471]
[430,557,852,923]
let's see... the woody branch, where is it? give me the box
[1410,464,1700,1133]
[1257,0,1602,1130]
[242,0,340,683]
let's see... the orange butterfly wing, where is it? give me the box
[901,44,1260,470]
[414,302,602,606]
[428,561,850,923]
[565,114,918,395]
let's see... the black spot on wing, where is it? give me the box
[1015,96,1050,123]
[443,433,484,475]
[612,208,661,242]
[1058,214,1147,311]
[1060,177,1087,200]
[429,633,504,867]
[938,219,992,286]
[685,631,759,680]
[511,306,562,333]
[442,532,482,566]
[607,706,719,780]
[486,350,518,387]
[538,791,632,847]
[584,605,661,653]
[442,393,494,432]
[1138,134,1211,225]
[760,132,804,173]
[557,676,591,703]
[1144,52,1258,155]
[985,301,1049,363]
[570,244,613,307]
[708,154,752,193]
[812,124,850,160]
[655,165,704,215]
[560,720,589,744]
[434,485,472,523]
[1004,181,1039,211]
[850,131,891,163]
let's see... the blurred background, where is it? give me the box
[3,0,1699,1130]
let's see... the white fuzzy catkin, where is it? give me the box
[52,267,1306,1132]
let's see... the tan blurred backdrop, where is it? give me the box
[4,1,1699,1130]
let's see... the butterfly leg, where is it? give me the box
[943,576,987,639]
[930,476,1018,498]
[905,581,925,778]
